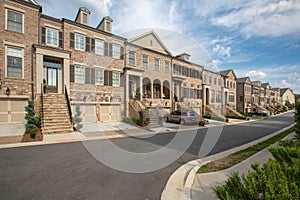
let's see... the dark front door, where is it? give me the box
[47,67,58,93]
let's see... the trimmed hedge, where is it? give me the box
[226,115,249,120]
[204,115,226,122]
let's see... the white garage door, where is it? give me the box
[0,98,27,124]
[73,104,97,123]
[99,104,121,122]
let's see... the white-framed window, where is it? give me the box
[106,21,111,32]
[128,51,135,65]
[209,76,212,84]
[218,78,221,85]
[211,90,215,103]
[95,39,104,55]
[228,92,235,102]
[112,71,120,87]
[182,67,187,76]
[6,9,23,33]
[154,58,160,71]
[82,13,87,24]
[142,55,149,67]
[46,27,59,47]
[164,61,170,73]
[214,78,217,85]
[75,33,85,51]
[6,46,23,78]
[173,64,180,74]
[95,68,104,85]
[216,91,221,103]
[112,44,121,58]
[75,65,85,83]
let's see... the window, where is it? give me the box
[142,55,149,67]
[197,71,202,79]
[214,78,216,85]
[112,44,121,58]
[128,51,135,65]
[240,96,244,102]
[182,67,187,76]
[95,68,104,85]
[46,27,59,47]
[233,82,235,88]
[82,13,87,24]
[204,75,207,83]
[75,33,85,51]
[211,90,215,103]
[6,46,23,78]
[6,9,23,33]
[209,76,212,84]
[230,81,232,88]
[75,65,85,83]
[112,71,120,87]
[106,21,111,32]
[95,39,104,55]
[228,93,235,102]
[216,91,221,103]
[164,61,170,73]
[154,58,160,71]
[174,64,180,74]
[218,78,221,85]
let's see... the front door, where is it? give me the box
[47,67,58,93]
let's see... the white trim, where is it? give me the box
[4,0,39,11]
[4,4,25,13]
[5,45,24,79]
[45,27,59,47]
[73,61,86,66]
[75,32,86,51]
[44,23,61,30]
[111,68,123,72]
[128,51,135,65]
[5,8,24,34]
[73,30,87,35]
[4,41,25,48]
[93,65,106,69]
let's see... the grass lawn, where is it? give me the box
[197,126,295,173]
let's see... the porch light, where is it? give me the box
[0,80,2,90]
[6,87,10,96]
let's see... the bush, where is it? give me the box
[204,115,226,122]
[74,104,82,130]
[213,137,300,200]
[35,116,41,128]
[30,129,36,138]
[123,117,142,126]
[199,120,206,126]
[225,118,229,122]
[295,101,300,138]
[226,115,248,120]
[24,100,38,133]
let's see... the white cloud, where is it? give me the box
[213,44,231,59]
[210,0,300,38]
[245,70,267,79]
[280,79,293,87]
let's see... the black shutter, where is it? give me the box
[120,46,124,59]
[85,37,90,52]
[179,65,182,75]
[104,70,109,85]
[104,42,108,56]
[59,31,63,48]
[70,32,75,48]
[109,43,113,57]
[109,71,113,86]
[41,27,46,44]
[91,38,95,53]
[85,67,90,84]
[70,65,75,82]
[91,68,95,84]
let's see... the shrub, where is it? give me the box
[225,118,229,122]
[123,117,142,126]
[24,100,38,133]
[74,104,82,130]
[295,101,300,138]
[35,116,41,128]
[199,120,206,126]
[213,137,300,200]
[226,115,248,120]
[30,129,36,139]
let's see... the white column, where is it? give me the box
[36,53,43,94]
[139,77,143,100]
[151,82,154,99]
[125,73,129,116]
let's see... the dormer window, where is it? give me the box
[82,13,87,24]
[106,21,111,32]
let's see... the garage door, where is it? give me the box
[73,104,97,123]
[0,98,27,123]
[99,104,121,122]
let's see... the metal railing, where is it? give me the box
[40,83,44,128]
[64,85,73,125]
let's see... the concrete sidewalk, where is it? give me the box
[161,123,295,200]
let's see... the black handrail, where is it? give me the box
[41,83,44,128]
[64,85,73,125]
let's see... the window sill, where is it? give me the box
[5,29,24,35]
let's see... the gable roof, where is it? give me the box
[280,88,290,96]
[128,31,173,56]
[237,77,251,83]
[219,69,237,79]
[261,83,271,89]
[23,0,39,5]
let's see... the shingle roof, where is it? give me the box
[280,88,289,96]
[237,77,250,83]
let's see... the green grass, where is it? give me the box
[197,126,295,173]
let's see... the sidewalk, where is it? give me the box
[161,123,295,200]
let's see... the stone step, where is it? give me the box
[42,129,73,135]
[42,125,73,131]
[43,121,71,126]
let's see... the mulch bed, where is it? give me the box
[21,128,43,143]
[0,136,23,145]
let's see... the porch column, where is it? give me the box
[161,84,163,99]
[139,77,143,100]
[151,82,154,99]
[36,53,43,94]
[125,73,129,116]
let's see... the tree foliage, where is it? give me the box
[24,100,38,133]
[74,104,82,130]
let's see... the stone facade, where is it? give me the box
[236,77,252,114]
[280,88,295,105]
[220,69,237,110]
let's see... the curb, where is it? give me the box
[161,122,295,200]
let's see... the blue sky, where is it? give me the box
[38,0,300,93]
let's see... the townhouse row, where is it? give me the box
[0,0,295,131]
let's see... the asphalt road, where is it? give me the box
[0,112,294,200]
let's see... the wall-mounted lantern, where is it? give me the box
[6,87,10,96]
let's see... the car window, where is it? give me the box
[189,112,197,116]
[181,112,188,116]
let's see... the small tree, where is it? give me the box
[74,104,82,130]
[24,100,38,138]
[295,100,300,138]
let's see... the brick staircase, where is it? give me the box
[226,105,244,117]
[41,94,73,134]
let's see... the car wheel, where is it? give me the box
[179,119,185,125]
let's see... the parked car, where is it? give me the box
[250,110,270,116]
[167,110,199,125]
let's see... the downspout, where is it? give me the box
[31,45,34,101]
[170,57,174,112]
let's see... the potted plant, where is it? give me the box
[43,79,48,94]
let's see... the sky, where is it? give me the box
[38,0,300,93]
